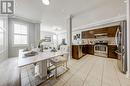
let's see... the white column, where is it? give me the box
[34,23,40,47]
[67,15,73,59]
[127,0,130,78]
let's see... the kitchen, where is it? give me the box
[72,21,127,73]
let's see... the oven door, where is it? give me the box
[94,45,108,57]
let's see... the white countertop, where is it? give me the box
[72,44,94,45]
[18,49,69,67]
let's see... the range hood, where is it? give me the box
[94,33,108,38]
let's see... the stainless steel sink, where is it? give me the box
[23,51,38,58]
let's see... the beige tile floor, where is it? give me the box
[40,55,130,86]
[0,55,130,86]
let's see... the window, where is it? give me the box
[0,26,4,51]
[0,19,5,52]
[13,22,28,45]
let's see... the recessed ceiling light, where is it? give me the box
[124,0,127,3]
[42,0,50,5]
[53,27,62,31]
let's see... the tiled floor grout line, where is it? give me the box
[62,57,96,86]
[101,59,105,86]
[50,57,86,86]
[69,57,91,67]
[22,56,129,86]
[81,58,99,86]
[24,57,85,86]
[48,55,95,86]
[67,58,86,71]
[110,59,122,86]
[1,56,130,86]
[28,58,85,86]
[61,60,86,86]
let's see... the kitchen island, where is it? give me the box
[18,49,69,86]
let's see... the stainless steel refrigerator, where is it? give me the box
[115,21,127,73]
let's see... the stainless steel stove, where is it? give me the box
[94,40,108,57]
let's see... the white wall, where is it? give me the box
[0,16,8,62]
[40,31,55,40]
[40,31,55,43]
[35,24,40,47]
[57,32,67,45]
[38,0,126,33]
[8,18,40,57]
[0,51,8,62]
[15,0,43,22]
[72,0,126,30]
[72,30,81,44]
[40,31,60,48]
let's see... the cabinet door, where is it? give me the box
[87,45,94,55]
[107,26,118,37]
[108,45,118,59]
[81,26,119,38]
[72,45,79,59]
[94,28,108,34]
[87,31,95,38]
[82,45,87,54]
[82,32,86,39]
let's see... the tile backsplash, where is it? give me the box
[82,37,116,45]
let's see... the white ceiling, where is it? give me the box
[15,0,126,33]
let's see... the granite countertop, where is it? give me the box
[72,43,117,46]
[72,44,94,45]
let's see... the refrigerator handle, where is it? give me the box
[115,28,120,47]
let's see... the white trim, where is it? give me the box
[127,0,130,78]
[73,15,126,31]
[9,15,41,24]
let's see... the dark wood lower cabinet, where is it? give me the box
[82,45,94,55]
[72,45,85,59]
[108,45,118,59]
[82,45,87,54]
[72,44,117,60]
[86,45,94,55]
[72,45,94,59]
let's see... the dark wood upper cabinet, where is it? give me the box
[94,28,108,34]
[82,26,119,38]
[82,31,86,39]
[107,26,119,37]
[86,31,95,38]
[82,31,94,38]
